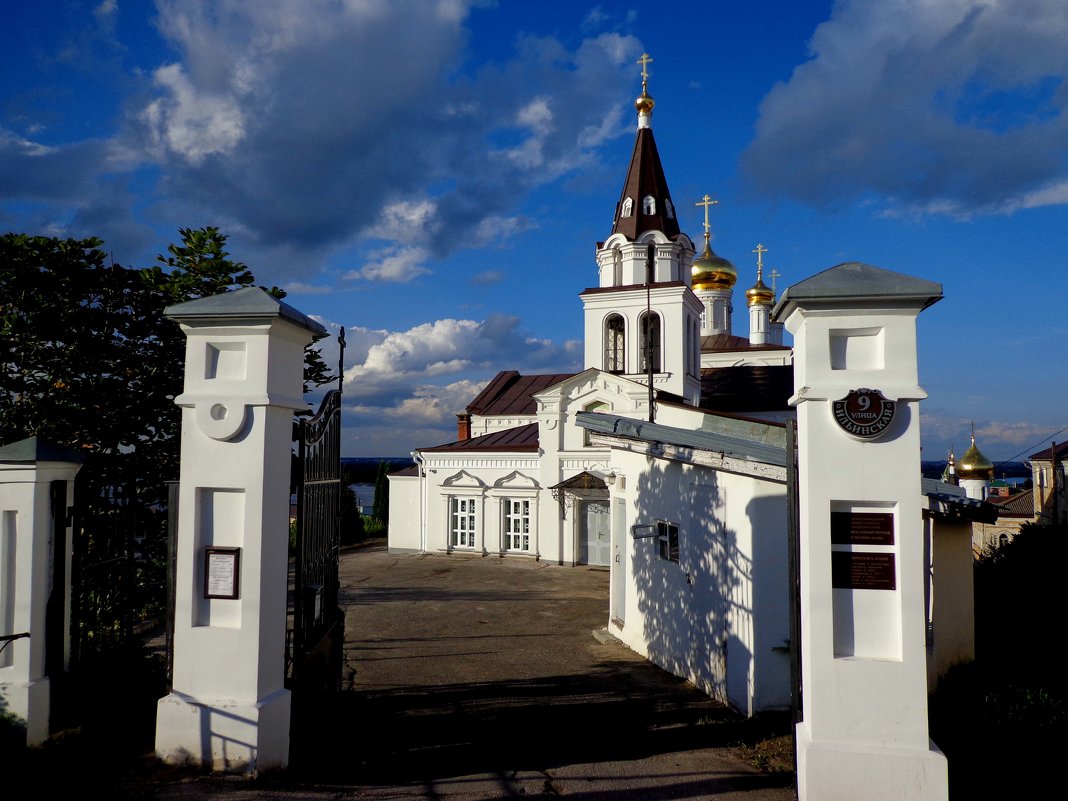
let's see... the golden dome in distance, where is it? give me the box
[746,243,775,306]
[957,428,994,481]
[691,193,736,290]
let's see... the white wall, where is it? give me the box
[387,474,421,551]
[607,448,790,716]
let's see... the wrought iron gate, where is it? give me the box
[288,387,345,692]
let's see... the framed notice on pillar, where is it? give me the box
[204,546,240,599]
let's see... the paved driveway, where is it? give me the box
[161,541,798,800]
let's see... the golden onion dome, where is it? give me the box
[746,276,774,306]
[635,89,655,116]
[957,434,994,481]
[691,238,737,291]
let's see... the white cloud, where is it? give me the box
[344,245,433,283]
[743,0,1068,217]
[341,314,580,399]
[141,63,247,165]
[112,2,641,282]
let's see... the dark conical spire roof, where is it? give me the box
[610,54,679,241]
[611,127,680,241]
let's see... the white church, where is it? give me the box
[388,62,989,720]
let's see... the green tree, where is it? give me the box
[0,227,334,487]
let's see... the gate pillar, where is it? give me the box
[0,438,82,745]
[773,263,946,801]
[156,288,325,774]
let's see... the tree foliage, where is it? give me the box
[0,227,334,492]
[372,460,390,524]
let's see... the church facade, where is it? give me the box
[387,61,986,718]
[389,63,799,715]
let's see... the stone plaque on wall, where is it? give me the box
[831,551,896,591]
[831,511,895,545]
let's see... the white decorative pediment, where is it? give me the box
[441,470,487,489]
[493,471,540,490]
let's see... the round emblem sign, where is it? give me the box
[832,389,896,439]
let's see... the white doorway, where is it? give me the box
[579,500,611,566]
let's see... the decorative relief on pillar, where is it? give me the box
[195,400,249,441]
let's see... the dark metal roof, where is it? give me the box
[699,366,794,413]
[1030,441,1068,461]
[421,423,540,453]
[576,412,789,467]
[164,286,328,338]
[921,478,1000,523]
[549,471,607,492]
[700,333,790,354]
[772,262,942,320]
[390,464,420,477]
[0,436,85,464]
[610,127,681,241]
[466,371,574,416]
[987,488,1035,517]
[580,281,689,296]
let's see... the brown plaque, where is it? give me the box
[832,551,896,590]
[831,511,894,545]
[832,388,896,439]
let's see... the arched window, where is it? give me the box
[620,197,633,218]
[604,314,625,373]
[612,249,623,286]
[583,401,609,446]
[664,198,675,219]
[639,312,661,373]
[642,195,656,215]
[999,532,1010,548]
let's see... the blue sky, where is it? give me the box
[3,0,1067,463]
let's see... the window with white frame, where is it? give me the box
[505,499,531,552]
[450,497,477,548]
[657,520,679,562]
[604,314,625,373]
[640,312,661,373]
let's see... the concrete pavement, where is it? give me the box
[159,540,798,800]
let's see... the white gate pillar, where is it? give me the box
[773,263,947,801]
[155,288,325,774]
[0,438,82,745]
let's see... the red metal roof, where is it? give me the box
[466,371,574,416]
[1030,441,1068,461]
[421,422,540,453]
[701,334,791,353]
[988,488,1035,517]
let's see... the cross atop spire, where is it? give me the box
[753,243,767,277]
[695,194,718,240]
[638,52,653,88]
[769,269,781,294]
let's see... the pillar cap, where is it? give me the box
[772,262,942,322]
[164,287,328,339]
[0,436,85,464]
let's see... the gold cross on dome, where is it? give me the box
[769,268,781,293]
[695,194,718,237]
[637,52,653,85]
[753,243,767,274]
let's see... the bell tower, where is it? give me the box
[582,53,702,407]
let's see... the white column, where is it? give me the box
[0,438,81,745]
[774,263,948,801]
[155,287,324,774]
